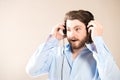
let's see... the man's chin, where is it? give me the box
[70,43,85,49]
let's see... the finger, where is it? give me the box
[54,24,64,32]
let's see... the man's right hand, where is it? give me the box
[51,23,66,40]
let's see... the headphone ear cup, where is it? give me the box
[63,21,67,34]
[86,25,93,43]
[63,25,67,34]
[88,30,93,43]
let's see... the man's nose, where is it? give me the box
[68,31,76,38]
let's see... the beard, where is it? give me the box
[67,35,88,50]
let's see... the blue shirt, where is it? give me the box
[26,35,120,80]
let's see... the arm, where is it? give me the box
[26,35,59,77]
[93,37,120,80]
[87,21,120,80]
[26,23,65,77]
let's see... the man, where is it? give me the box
[26,10,120,80]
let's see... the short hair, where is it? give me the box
[64,10,94,26]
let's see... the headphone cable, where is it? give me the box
[61,38,65,80]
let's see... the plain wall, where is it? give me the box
[0,0,120,80]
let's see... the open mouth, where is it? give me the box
[71,39,78,42]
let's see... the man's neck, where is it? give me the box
[71,46,85,60]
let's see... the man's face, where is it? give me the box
[66,19,88,49]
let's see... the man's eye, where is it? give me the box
[76,28,81,31]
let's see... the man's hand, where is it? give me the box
[87,20,103,40]
[51,23,66,40]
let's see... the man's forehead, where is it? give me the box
[66,19,85,28]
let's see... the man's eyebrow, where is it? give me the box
[67,25,82,29]
[74,25,82,28]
